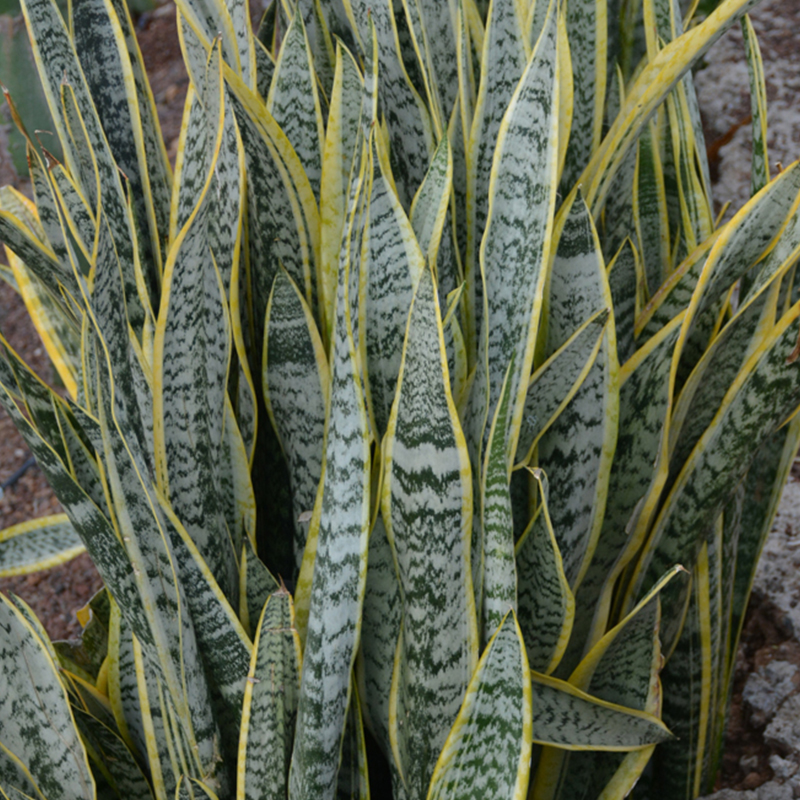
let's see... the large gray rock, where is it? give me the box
[766,696,800,756]
[744,662,799,728]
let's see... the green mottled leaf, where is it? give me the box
[537,192,618,590]
[288,163,371,797]
[360,514,401,764]
[634,118,670,298]
[481,359,517,643]
[346,0,434,207]
[268,10,325,200]
[237,588,301,800]
[239,537,280,640]
[319,41,364,344]
[427,612,531,800]
[362,135,425,438]
[565,316,681,673]
[464,0,529,346]
[742,15,769,195]
[629,297,800,653]
[0,593,95,800]
[516,308,609,466]
[383,268,477,799]
[607,238,643,364]
[0,514,84,577]
[73,708,155,800]
[515,469,574,675]
[264,268,328,574]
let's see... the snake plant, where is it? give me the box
[0,0,798,796]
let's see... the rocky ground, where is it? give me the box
[0,0,799,795]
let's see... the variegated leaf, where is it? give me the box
[319,41,364,344]
[71,0,171,286]
[21,0,147,328]
[464,0,529,347]
[515,469,574,675]
[0,593,95,800]
[481,359,517,643]
[237,588,301,800]
[360,514,401,764]
[383,268,477,799]
[634,117,670,298]
[742,15,769,195]
[344,0,434,207]
[537,567,684,800]
[564,316,681,674]
[629,298,800,653]
[560,0,606,192]
[0,515,83,578]
[426,612,531,800]
[537,192,618,590]
[515,308,609,466]
[606,238,642,364]
[361,135,426,438]
[268,10,325,200]
[288,159,371,797]
[264,268,329,574]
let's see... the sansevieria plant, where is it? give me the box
[1,0,799,795]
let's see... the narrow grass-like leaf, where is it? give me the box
[427,611,531,800]
[742,15,769,195]
[0,593,95,800]
[237,588,301,800]
[383,268,477,798]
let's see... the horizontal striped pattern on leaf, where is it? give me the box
[516,469,574,675]
[264,268,329,574]
[427,611,532,800]
[0,594,95,800]
[288,169,371,798]
[383,268,477,799]
[237,588,301,800]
